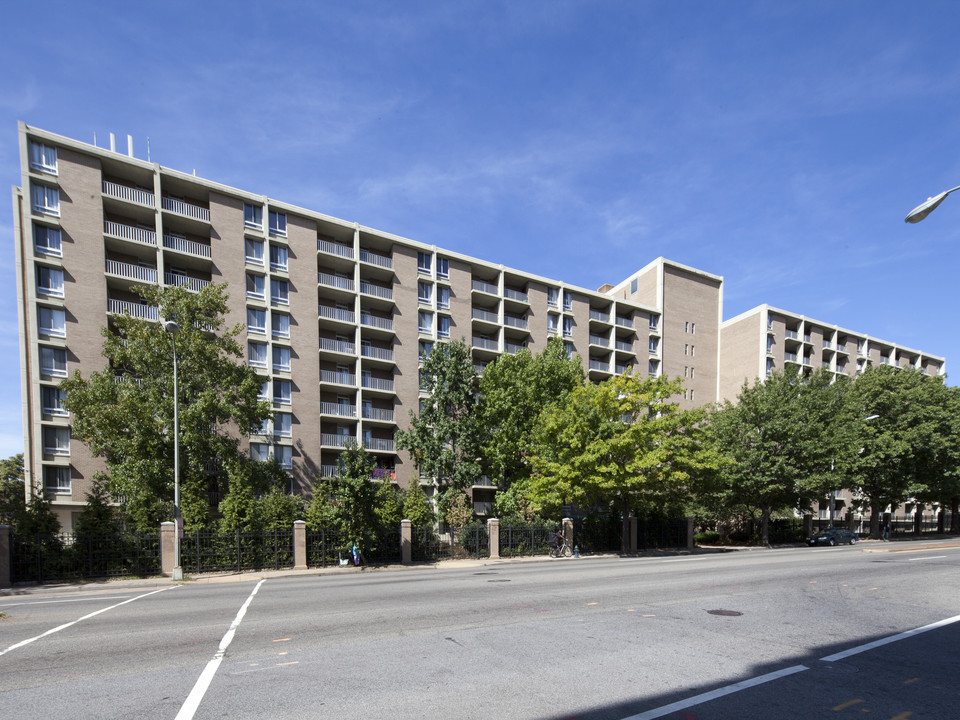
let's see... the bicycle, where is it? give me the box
[549,538,572,558]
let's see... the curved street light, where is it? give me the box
[163,319,183,581]
[905,185,960,223]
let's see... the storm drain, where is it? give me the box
[706,609,743,616]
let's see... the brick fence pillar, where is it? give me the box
[562,517,573,551]
[401,519,412,565]
[160,522,175,577]
[0,525,10,588]
[293,520,307,570]
[487,518,499,560]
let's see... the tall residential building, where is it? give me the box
[12,124,946,530]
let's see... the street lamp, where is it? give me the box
[163,319,183,581]
[904,185,960,223]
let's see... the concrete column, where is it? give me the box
[562,517,573,551]
[629,516,638,553]
[293,521,307,570]
[686,517,695,551]
[0,525,10,588]
[401,519,412,565]
[160,522,175,577]
[487,518,500,560]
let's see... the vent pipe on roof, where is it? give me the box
[109,133,116,152]
[127,135,133,157]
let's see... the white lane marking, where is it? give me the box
[175,580,266,720]
[908,556,946,561]
[621,665,809,720]
[662,558,708,563]
[0,586,179,656]
[820,613,960,662]
[0,595,130,609]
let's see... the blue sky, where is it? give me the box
[2,1,959,458]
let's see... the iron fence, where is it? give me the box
[498,522,553,557]
[573,515,622,553]
[10,532,161,584]
[637,518,687,550]
[412,524,489,561]
[179,529,294,573]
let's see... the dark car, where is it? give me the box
[806,528,858,546]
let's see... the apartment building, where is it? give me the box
[12,124,946,531]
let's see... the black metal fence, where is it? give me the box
[411,524,489,561]
[573,515,622,553]
[10,532,161,584]
[179,529,295,573]
[637,518,687,550]
[498,522,553,557]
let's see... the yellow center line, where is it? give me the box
[832,698,864,711]
[273,638,290,642]
[903,678,920,685]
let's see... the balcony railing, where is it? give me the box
[360,313,393,331]
[785,351,799,363]
[503,315,527,330]
[785,330,799,340]
[589,359,609,372]
[318,305,356,323]
[364,437,395,452]
[165,273,210,292]
[361,376,394,392]
[163,234,212,258]
[320,338,356,355]
[589,309,610,323]
[106,259,157,283]
[615,340,633,352]
[108,299,158,320]
[104,220,156,246]
[362,406,394,422]
[361,345,394,362]
[472,279,498,295]
[161,196,210,222]
[503,288,528,303]
[320,465,340,478]
[102,180,154,207]
[615,363,633,375]
[472,308,498,323]
[589,334,609,347]
[318,239,354,259]
[472,336,497,351]
[359,281,393,300]
[359,248,392,269]
[616,316,632,328]
[318,272,354,291]
[321,433,354,448]
[320,370,356,385]
[320,402,356,417]
[505,342,526,354]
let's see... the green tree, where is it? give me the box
[401,483,435,527]
[73,475,125,541]
[61,284,272,531]
[374,482,404,530]
[492,481,540,523]
[475,337,584,488]
[396,338,481,490]
[0,453,25,526]
[439,487,474,531]
[709,368,847,545]
[527,372,720,518]
[306,442,379,556]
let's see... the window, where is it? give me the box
[34,224,62,256]
[767,314,773,330]
[564,342,574,358]
[274,412,292,437]
[246,273,265,299]
[273,379,291,404]
[685,322,689,333]
[563,292,572,310]
[684,344,689,356]
[438,316,450,338]
[649,316,658,331]
[547,288,559,307]
[269,244,288,270]
[268,210,287,236]
[270,279,289,305]
[630,277,638,295]
[418,311,432,333]
[766,358,774,377]
[43,426,70,455]
[684,366,688,378]
[275,445,293,469]
[257,380,269,402]
[250,443,269,462]
[248,342,267,368]
[244,238,264,264]
[419,341,433,359]
[648,359,659,376]
[690,367,695,379]
[417,281,432,303]
[649,338,659,354]
[29,142,58,173]
[547,314,559,333]
[691,322,696,334]
[436,257,449,279]
[437,286,450,309]
[38,306,66,337]
[247,308,266,334]
[32,184,60,216]
[273,345,291,372]
[244,203,262,229]
[37,265,64,297]
[562,317,573,338]
[40,347,67,377]
[271,313,290,338]
[690,389,695,402]
[41,386,68,416]
[691,345,695,357]
[44,465,71,493]
[766,335,774,353]
[417,252,431,274]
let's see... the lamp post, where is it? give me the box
[163,319,183,581]
[905,185,960,223]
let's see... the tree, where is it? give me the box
[475,338,584,488]
[396,338,481,490]
[61,284,272,531]
[73,476,125,541]
[401,483,435,527]
[527,371,721,518]
[0,453,25,526]
[709,368,846,545]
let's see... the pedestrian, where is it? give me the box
[882,521,891,541]
[352,542,360,566]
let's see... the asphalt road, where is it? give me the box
[2,541,959,719]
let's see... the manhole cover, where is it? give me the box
[707,609,743,616]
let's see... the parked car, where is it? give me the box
[806,528,858,546]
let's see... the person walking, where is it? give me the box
[882,520,891,541]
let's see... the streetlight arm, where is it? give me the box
[905,185,960,223]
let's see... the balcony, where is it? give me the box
[505,342,526,354]
[361,375,395,392]
[318,271,355,292]
[161,196,210,222]
[320,338,356,355]
[589,359,610,373]
[165,273,210,292]
[163,234,211,258]
[318,305,356,324]
[472,308,498,324]
[503,287,528,303]
[589,334,609,348]
[471,279,498,295]
[472,336,497,351]
[108,298,158,321]
[615,363,633,375]
[363,437,395,452]
[320,402,356,418]
[361,345,394,362]
[359,280,393,301]
[102,180,154,207]
[616,316,633,329]
[503,315,528,330]
[362,406,394,422]
[360,313,393,331]
[320,370,356,386]
[785,351,799,363]
[785,329,799,341]
[589,309,610,323]
[321,433,354,448]
[615,340,633,352]
[105,259,157,283]
[318,238,354,259]
[359,248,392,269]
[104,220,156,246]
